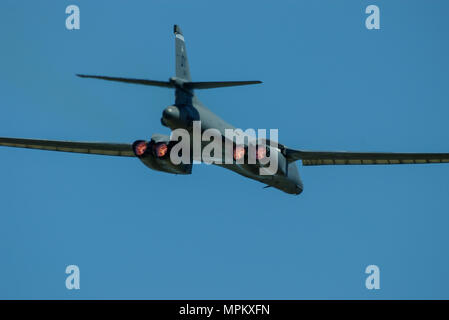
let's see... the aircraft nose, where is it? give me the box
[163,106,180,121]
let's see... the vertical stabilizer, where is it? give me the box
[174,25,191,81]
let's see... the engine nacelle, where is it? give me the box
[233,144,285,170]
[132,134,192,175]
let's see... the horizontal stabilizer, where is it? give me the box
[77,74,262,90]
[76,74,174,88]
[284,148,449,166]
[185,81,262,89]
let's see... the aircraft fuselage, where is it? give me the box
[160,89,303,195]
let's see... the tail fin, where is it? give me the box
[77,25,262,91]
[174,25,191,81]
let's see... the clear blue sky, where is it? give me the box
[0,0,448,299]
